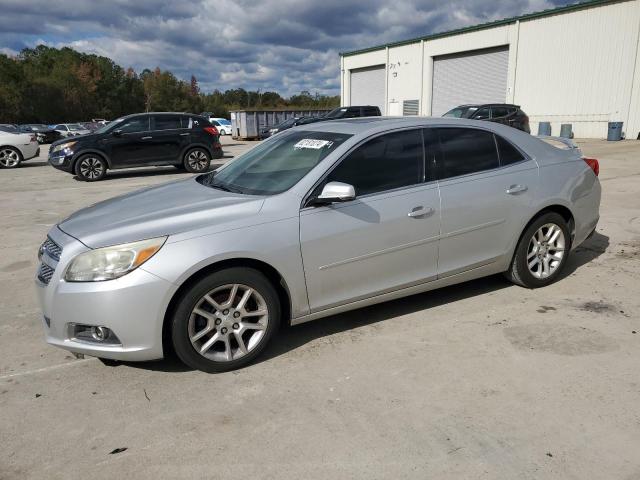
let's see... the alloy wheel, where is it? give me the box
[188,283,269,362]
[187,150,209,171]
[527,223,566,279]
[0,148,20,168]
[79,157,104,179]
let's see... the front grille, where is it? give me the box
[37,263,55,284]
[41,237,62,261]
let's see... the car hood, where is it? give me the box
[58,177,266,248]
[51,133,98,148]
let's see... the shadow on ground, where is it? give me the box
[115,232,609,373]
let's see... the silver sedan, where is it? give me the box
[35,117,601,372]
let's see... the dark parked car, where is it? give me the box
[260,117,305,139]
[19,124,62,144]
[443,104,530,133]
[48,112,223,181]
[323,105,381,119]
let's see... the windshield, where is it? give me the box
[67,124,84,131]
[197,130,352,195]
[217,119,231,125]
[443,106,478,118]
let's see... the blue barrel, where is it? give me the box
[538,122,551,136]
[607,122,623,141]
[560,124,573,139]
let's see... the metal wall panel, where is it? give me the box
[431,46,509,116]
[350,65,386,114]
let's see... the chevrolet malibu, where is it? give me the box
[35,118,601,372]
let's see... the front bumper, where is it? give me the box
[35,227,175,361]
[48,149,75,171]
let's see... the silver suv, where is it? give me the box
[36,118,601,372]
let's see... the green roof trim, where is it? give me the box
[340,0,628,57]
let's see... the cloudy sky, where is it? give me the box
[1,0,574,96]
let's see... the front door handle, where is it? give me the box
[141,136,153,140]
[506,184,528,195]
[408,206,434,218]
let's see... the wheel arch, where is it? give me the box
[161,257,292,356]
[509,203,576,266]
[0,144,24,159]
[180,143,213,161]
[71,149,112,169]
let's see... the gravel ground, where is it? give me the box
[0,136,639,479]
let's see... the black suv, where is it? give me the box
[48,112,223,181]
[443,104,530,133]
[323,105,381,119]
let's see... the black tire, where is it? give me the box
[505,212,571,288]
[171,267,281,373]
[74,154,107,181]
[0,146,23,169]
[183,148,211,173]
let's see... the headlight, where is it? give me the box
[51,141,77,154]
[64,237,167,282]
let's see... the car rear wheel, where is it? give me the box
[183,148,211,173]
[75,154,107,181]
[505,212,571,288]
[0,147,23,169]
[171,267,281,373]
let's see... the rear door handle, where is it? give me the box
[141,136,152,140]
[506,184,528,195]
[180,132,190,136]
[408,206,434,218]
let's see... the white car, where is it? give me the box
[53,123,91,138]
[0,131,40,168]
[209,118,232,135]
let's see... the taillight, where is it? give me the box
[583,157,599,176]
[204,126,219,136]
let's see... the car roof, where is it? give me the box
[453,104,519,108]
[295,116,556,161]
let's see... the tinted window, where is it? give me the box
[437,128,499,179]
[362,107,379,116]
[492,107,509,118]
[473,107,491,120]
[326,129,423,196]
[154,115,181,130]
[119,117,149,133]
[55,125,66,130]
[496,135,525,166]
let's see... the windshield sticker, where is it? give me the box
[294,139,333,150]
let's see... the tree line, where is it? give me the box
[0,45,340,123]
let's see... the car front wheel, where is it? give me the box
[171,267,281,373]
[75,154,107,181]
[0,147,23,169]
[183,148,211,173]
[505,212,571,288]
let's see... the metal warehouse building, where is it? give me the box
[340,0,640,139]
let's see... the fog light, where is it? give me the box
[68,323,121,345]
[91,326,109,341]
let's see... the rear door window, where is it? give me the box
[153,115,181,131]
[495,135,525,166]
[436,128,499,179]
[326,129,424,196]
[491,107,509,118]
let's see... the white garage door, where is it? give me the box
[350,65,386,114]
[431,46,509,116]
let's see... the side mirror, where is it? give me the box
[314,181,356,205]
[112,129,123,137]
